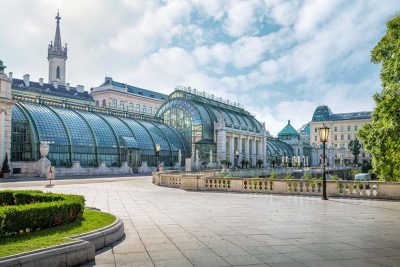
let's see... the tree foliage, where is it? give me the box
[348,138,362,165]
[358,14,400,181]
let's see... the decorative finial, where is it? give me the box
[55,10,61,24]
[288,120,290,124]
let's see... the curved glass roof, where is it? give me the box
[156,90,263,144]
[12,102,187,167]
[266,137,294,158]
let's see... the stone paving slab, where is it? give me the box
[3,176,400,267]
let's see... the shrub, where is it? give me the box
[284,173,294,179]
[329,175,339,181]
[269,172,278,180]
[302,172,312,180]
[0,190,85,236]
[1,153,10,177]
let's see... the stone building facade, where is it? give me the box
[0,61,12,170]
[90,77,166,116]
[309,105,371,165]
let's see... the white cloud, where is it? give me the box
[109,1,192,58]
[223,0,264,37]
[0,0,399,136]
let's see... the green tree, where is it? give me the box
[1,153,10,177]
[256,159,263,169]
[358,14,400,181]
[348,138,362,165]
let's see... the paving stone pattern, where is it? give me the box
[3,176,400,267]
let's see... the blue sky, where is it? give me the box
[0,0,398,135]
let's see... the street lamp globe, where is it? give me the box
[156,143,161,153]
[319,124,330,143]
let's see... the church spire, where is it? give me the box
[48,10,67,86]
[53,11,62,52]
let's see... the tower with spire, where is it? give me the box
[48,11,67,86]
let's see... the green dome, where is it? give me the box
[278,120,300,138]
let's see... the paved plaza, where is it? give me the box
[2,176,400,267]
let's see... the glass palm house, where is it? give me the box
[11,94,186,169]
[156,88,265,163]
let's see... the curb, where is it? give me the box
[0,218,124,267]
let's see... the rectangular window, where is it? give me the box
[314,128,317,133]
[113,100,117,107]
[149,107,152,114]
[340,126,344,132]
[95,100,99,106]
[341,135,344,140]
[348,126,351,131]
[129,103,133,110]
[142,105,146,113]
[348,134,351,140]
[102,99,106,107]
[136,104,140,112]
[355,125,358,131]
[334,135,337,141]
[314,136,317,141]
[120,101,124,109]
[334,126,337,132]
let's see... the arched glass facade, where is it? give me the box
[156,90,262,157]
[11,102,187,168]
[266,137,294,161]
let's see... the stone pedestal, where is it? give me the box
[36,157,51,177]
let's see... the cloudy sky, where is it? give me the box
[0,0,398,135]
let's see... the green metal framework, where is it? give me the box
[11,101,187,168]
[156,90,263,157]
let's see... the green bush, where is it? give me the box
[0,190,85,236]
[302,172,312,180]
[269,172,278,180]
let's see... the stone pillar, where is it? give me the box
[216,128,226,163]
[0,62,12,169]
[245,138,250,161]
[230,135,234,165]
[251,138,256,166]
[238,136,242,163]
[178,149,182,167]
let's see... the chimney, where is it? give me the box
[76,85,84,93]
[66,83,70,91]
[23,74,30,87]
[39,78,43,86]
[53,81,58,89]
[8,72,13,80]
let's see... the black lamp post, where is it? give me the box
[319,124,330,200]
[155,143,160,171]
[235,150,239,168]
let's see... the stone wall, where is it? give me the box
[153,172,400,200]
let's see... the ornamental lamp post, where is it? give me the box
[319,124,330,200]
[235,150,239,168]
[155,143,161,171]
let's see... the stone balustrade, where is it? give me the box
[153,172,400,200]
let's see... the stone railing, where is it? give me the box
[153,172,400,200]
[159,174,182,188]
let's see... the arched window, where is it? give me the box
[56,66,61,79]
[142,105,146,114]
[136,104,140,112]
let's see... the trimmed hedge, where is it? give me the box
[0,190,85,236]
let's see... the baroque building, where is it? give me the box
[309,105,371,166]
[90,77,166,116]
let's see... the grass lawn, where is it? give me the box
[0,209,116,258]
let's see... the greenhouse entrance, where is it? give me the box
[124,148,141,172]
